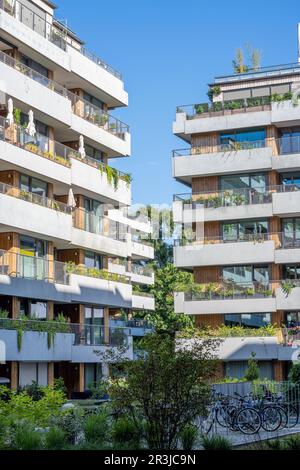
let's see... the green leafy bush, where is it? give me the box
[44,426,67,450]
[201,435,232,450]
[180,424,198,450]
[84,412,109,444]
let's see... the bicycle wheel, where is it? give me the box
[236,407,261,435]
[284,404,299,428]
[216,405,237,429]
[199,411,215,434]
[261,405,282,432]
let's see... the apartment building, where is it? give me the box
[0,0,154,396]
[173,46,300,381]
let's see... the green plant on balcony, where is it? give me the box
[223,100,243,111]
[50,200,61,212]
[13,108,21,125]
[105,165,119,191]
[212,101,222,112]
[24,143,40,154]
[207,85,221,102]
[194,103,209,115]
[232,193,247,206]
[244,286,255,296]
[281,279,296,297]
[19,190,31,202]
[121,173,132,189]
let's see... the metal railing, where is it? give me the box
[110,318,153,330]
[0,50,129,140]
[65,263,130,284]
[131,234,153,247]
[214,62,300,83]
[73,208,128,241]
[0,181,70,214]
[0,0,122,79]
[0,249,68,284]
[0,116,73,166]
[0,317,130,347]
[173,135,300,157]
[132,291,154,298]
[0,0,67,50]
[173,184,300,207]
[184,281,276,301]
[176,96,272,119]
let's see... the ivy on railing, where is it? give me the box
[65,261,130,284]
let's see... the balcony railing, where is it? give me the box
[0,51,129,140]
[110,318,153,330]
[73,208,128,241]
[0,318,130,347]
[132,291,155,298]
[176,96,272,119]
[183,281,276,301]
[0,0,122,80]
[0,249,68,284]
[0,181,71,214]
[65,262,130,284]
[173,135,300,157]
[173,184,300,208]
[214,63,300,84]
[175,231,300,250]
[0,0,67,50]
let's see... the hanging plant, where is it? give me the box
[121,173,132,189]
[17,327,23,352]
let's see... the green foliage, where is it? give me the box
[11,423,42,450]
[84,412,110,444]
[18,381,44,401]
[112,417,141,449]
[108,334,219,450]
[50,407,84,444]
[144,264,195,334]
[201,435,232,450]
[283,435,300,450]
[180,424,198,450]
[65,261,129,284]
[244,352,260,382]
[13,108,21,125]
[281,279,296,297]
[44,426,67,450]
[53,377,67,395]
[207,86,221,102]
[288,363,300,384]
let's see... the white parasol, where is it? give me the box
[26,110,36,137]
[6,98,14,126]
[67,188,76,209]
[78,135,86,159]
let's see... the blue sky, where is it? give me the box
[57,0,299,205]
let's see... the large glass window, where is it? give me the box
[225,313,272,328]
[285,312,300,327]
[83,198,104,234]
[85,251,103,270]
[220,128,266,147]
[19,236,47,280]
[222,265,269,285]
[220,174,267,192]
[85,144,104,163]
[282,218,300,248]
[20,174,48,198]
[20,53,49,79]
[84,364,102,390]
[279,128,300,154]
[20,299,47,319]
[283,265,300,280]
[281,173,300,187]
[83,92,104,110]
[84,306,104,346]
[222,220,268,241]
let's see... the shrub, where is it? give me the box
[44,426,67,450]
[201,435,232,450]
[284,435,300,450]
[180,424,198,450]
[84,412,109,444]
[244,352,260,381]
[50,408,84,444]
[11,423,42,450]
[112,417,141,449]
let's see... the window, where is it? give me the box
[84,306,104,346]
[85,144,104,163]
[84,364,102,390]
[85,251,103,270]
[283,265,300,280]
[224,313,272,328]
[20,53,49,78]
[282,218,300,248]
[19,236,47,280]
[222,220,268,241]
[220,128,266,147]
[279,128,300,154]
[83,198,104,234]
[20,114,49,151]
[20,174,48,198]
[285,312,300,327]
[20,299,47,319]
[220,174,267,192]
[281,173,300,187]
[83,92,104,110]
[222,265,269,285]
[225,361,273,380]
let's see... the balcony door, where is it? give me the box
[84,306,104,346]
[19,236,47,280]
[83,198,103,234]
[282,219,300,248]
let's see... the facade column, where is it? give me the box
[10,361,18,390]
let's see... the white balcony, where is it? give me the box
[0,139,71,186]
[174,292,276,315]
[131,241,154,260]
[0,7,128,108]
[275,248,300,264]
[71,227,130,258]
[71,158,131,205]
[272,153,300,172]
[67,273,132,309]
[71,336,134,363]
[173,240,275,268]
[215,337,279,361]
[173,200,273,224]
[173,147,272,185]
[273,191,300,217]
[271,100,300,126]
[173,109,271,141]
[131,272,154,285]
[0,192,72,242]
[276,286,300,311]
[132,293,155,310]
